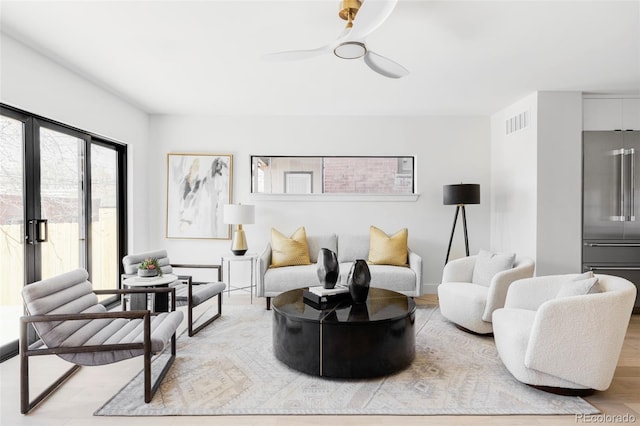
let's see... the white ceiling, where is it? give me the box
[1,0,639,116]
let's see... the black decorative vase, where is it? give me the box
[317,248,339,289]
[347,259,371,303]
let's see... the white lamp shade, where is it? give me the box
[223,204,255,225]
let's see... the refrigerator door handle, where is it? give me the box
[628,148,635,221]
[611,149,626,221]
[584,242,640,247]
[620,148,626,222]
[588,266,640,271]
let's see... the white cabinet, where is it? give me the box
[622,98,640,130]
[583,98,640,130]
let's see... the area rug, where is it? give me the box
[95,303,599,416]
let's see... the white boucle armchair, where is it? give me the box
[492,274,636,394]
[438,254,535,334]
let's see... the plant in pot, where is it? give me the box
[138,257,163,277]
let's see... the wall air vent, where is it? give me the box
[505,111,529,135]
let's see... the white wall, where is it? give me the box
[536,92,583,275]
[148,115,492,293]
[0,33,150,248]
[490,93,538,260]
[490,91,583,274]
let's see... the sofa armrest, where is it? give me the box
[442,255,476,283]
[524,290,635,390]
[483,257,535,321]
[256,243,272,297]
[408,248,423,296]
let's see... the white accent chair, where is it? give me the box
[492,273,636,395]
[438,254,535,334]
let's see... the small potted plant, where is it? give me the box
[138,257,162,277]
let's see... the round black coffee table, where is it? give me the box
[272,287,416,378]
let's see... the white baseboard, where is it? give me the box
[422,283,439,295]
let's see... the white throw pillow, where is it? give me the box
[556,277,601,298]
[471,250,516,287]
[571,271,595,281]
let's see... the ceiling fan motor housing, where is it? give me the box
[339,0,362,26]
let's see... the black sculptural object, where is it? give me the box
[347,259,371,303]
[317,248,339,289]
[347,303,370,321]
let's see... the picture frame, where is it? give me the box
[166,153,233,239]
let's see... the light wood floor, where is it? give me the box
[1,294,638,426]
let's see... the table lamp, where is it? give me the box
[443,183,480,264]
[223,204,255,255]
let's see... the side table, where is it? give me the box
[122,274,178,312]
[221,253,258,303]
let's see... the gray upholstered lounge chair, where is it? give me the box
[20,268,183,414]
[122,249,226,336]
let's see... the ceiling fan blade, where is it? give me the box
[261,46,331,62]
[364,51,409,78]
[348,0,398,41]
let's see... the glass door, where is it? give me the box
[90,143,121,296]
[0,113,27,358]
[37,124,87,279]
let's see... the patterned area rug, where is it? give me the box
[95,303,599,416]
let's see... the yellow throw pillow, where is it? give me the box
[270,227,312,268]
[368,226,408,266]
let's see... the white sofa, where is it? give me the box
[257,233,422,309]
[438,254,535,334]
[492,273,636,394]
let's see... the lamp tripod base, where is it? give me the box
[445,205,470,265]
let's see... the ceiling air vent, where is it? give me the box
[505,111,529,135]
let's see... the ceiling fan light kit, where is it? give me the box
[263,0,408,79]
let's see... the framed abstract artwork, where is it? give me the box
[166,153,233,239]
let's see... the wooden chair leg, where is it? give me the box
[188,292,223,337]
[144,313,176,403]
[20,320,81,414]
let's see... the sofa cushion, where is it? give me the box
[270,227,311,268]
[338,235,370,263]
[556,277,601,298]
[264,264,321,293]
[572,271,595,281]
[307,234,338,263]
[368,226,408,266]
[471,250,515,287]
[366,264,416,293]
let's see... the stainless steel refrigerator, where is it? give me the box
[583,130,640,313]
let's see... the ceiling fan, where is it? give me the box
[263,0,409,79]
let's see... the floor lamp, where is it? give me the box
[443,184,480,265]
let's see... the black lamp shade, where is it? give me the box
[443,184,480,205]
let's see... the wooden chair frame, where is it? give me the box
[172,264,223,337]
[20,287,177,414]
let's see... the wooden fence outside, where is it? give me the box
[0,208,118,307]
